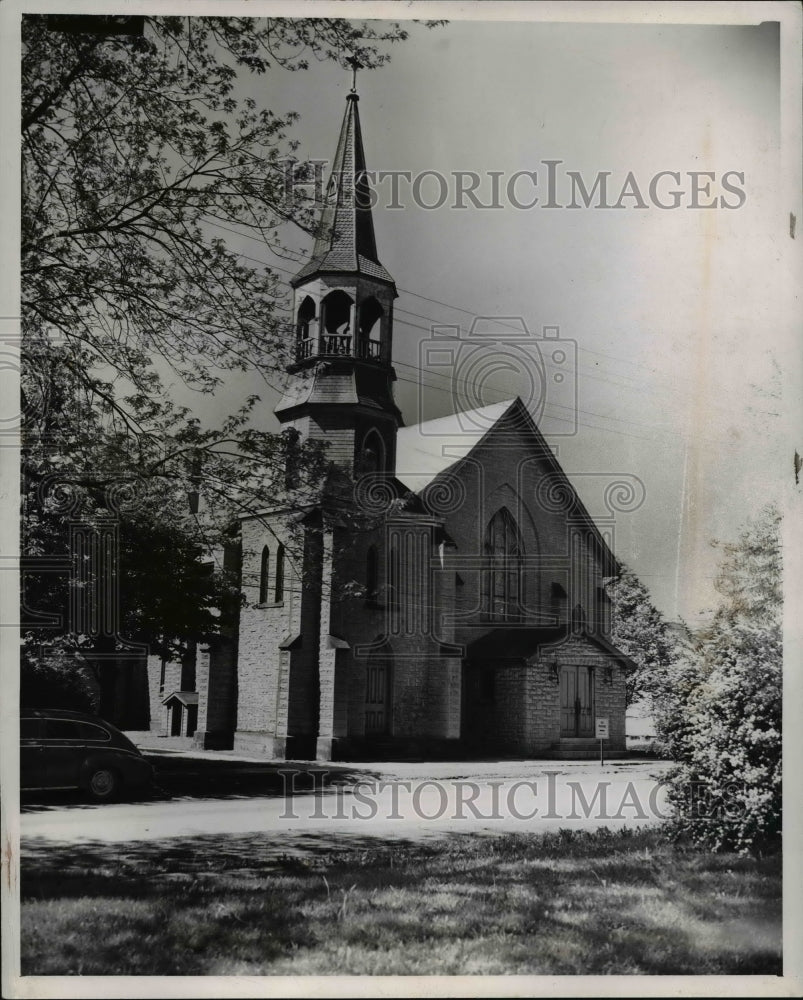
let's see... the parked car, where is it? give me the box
[20,709,153,801]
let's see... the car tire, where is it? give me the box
[87,766,120,802]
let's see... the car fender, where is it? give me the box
[77,750,152,789]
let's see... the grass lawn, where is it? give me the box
[21,827,781,976]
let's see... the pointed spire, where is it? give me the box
[291,74,395,288]
[347,55,361,94]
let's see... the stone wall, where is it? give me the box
[234,515,301,756]
[194,638,238,749]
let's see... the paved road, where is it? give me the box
[21,760,672,853]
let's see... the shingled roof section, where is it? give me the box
[397,397,622,577]
[291,92,395,288]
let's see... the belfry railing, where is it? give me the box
[294,334,384,363]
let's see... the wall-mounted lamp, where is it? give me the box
[604,666,614,685]
[549,660,560,684]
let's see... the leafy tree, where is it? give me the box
[20,15,440,709]
[659,505,782,853]
[22,14,429,401]
[604,564,681,705]
[20,647,99,714]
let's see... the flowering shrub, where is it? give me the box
[657,505,781,853]
[604,566,683,705]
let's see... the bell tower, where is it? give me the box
[275,75,401,479]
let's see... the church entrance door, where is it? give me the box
[559,665,595,737]
[365,651,392,735]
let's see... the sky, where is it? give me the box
[2,2,797,628]
[170,9,794,627]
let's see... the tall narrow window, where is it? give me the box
[359,428,385,475]
[484,507,524,622]
[366,545,378,603]
[571,603,586,633]
[296,295,316,339]
[274,544,285,603]
[595,586,610,635]
[259,546,270,604]
[357,296,384,359]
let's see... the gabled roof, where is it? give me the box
[396,399,516,490]
[291,93,395,288]
[161,690,199,707]
[466,626,638,668]
[397,397,621,575]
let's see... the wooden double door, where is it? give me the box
[559,665,595,737]
[365,653,392,735]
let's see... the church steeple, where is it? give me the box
[291,88,395,289]
[277,75,401,478]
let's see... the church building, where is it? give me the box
[147,84,631,761]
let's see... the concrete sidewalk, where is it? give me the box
[125,732,667,783]
[22,758,673,848]
[125,731,300,765]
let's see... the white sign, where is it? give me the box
[595,717,609,739]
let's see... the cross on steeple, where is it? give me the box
[347,55,362,93]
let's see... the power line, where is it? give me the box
[198,218,775,438]
[200,217,706,394]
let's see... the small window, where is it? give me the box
[259,546,270,604]
[274,544,285,603]
[43,719,111,742]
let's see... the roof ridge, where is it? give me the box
[400,397,519,435]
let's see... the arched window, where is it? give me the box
[484,507,524,622]
[366,545,378,603]
[571,603,586,633]
[319,290,354,357]
[274,544,285,603]
[321,288,353,332]
[259,546,270,604]
[359,429,385,475]
[358,296,384,359]
[296,295,316,339]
